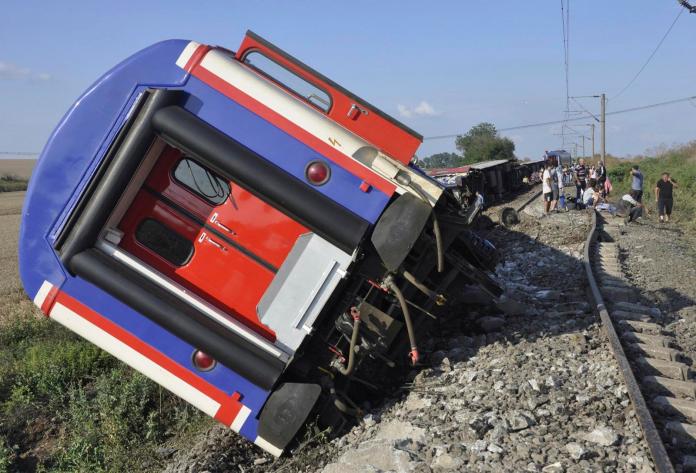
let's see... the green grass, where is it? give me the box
[0,291,208,472]
[0,175,28,193]
[605,141,696,234]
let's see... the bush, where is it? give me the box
[0,436,13,473]
[55,368,204,472]
[0,175,28,192]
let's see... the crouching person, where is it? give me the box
[617,193,643,224]
[582,182,602,209]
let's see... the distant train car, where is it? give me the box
[19,31,501,455]
[546,150,572,168]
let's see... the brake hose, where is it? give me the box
[337,307,361,376]
[386,277,419,365]
[396,173,445,274]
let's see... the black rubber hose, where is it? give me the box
[403,270,439,302]
[408,183,444,273]
[337,311,361,376]
[387,279,419,365]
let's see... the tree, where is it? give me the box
[455,122,515,164]
[420,152,465,169]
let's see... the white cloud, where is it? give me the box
[0,61,52,81]
[397,100,440,118]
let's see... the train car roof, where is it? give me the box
[469,159,511,170]
[425,165,472,177]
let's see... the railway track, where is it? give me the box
[585,211,696,472]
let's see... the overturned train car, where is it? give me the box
[19,32,501,456]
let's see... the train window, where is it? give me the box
[135,218,194,267]
[173,158,230,205]
[243,51,331,112]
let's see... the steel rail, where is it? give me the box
[516,190,542,213]
[582,211,674,473]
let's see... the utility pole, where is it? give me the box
[600,93,606,165]
[580,135,586,160]
[590,123,595,159]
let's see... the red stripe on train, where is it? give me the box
[50,290,245,427]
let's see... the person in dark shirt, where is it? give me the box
[574,159,587,202]
[655,172,678,223]
[596,161,607,197]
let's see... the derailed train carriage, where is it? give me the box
[19,31,501,455]
[427,159,545,210]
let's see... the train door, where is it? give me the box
[116,145,308,340]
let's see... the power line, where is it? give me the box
[570,97,600,122]
[423,94,696,140]
[612,8,684,101]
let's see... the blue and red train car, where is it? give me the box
[19,31,499,455]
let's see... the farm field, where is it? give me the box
[0,159,36,180]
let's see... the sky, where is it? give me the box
[1,1,695,160]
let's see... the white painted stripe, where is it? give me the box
[95,240,289,361]
[175,41,201,69]
[254,436,283,457]
[231,404,251,433]
[50,302,221,418]
[197,49,442,205]
[33,280,53,308]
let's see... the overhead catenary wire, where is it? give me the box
[612,7,684,101]
[423,94,696,140]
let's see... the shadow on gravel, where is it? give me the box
[166,210,659,472]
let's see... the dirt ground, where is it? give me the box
[0,159,36,179]
[0,192,24,295]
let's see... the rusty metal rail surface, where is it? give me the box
[516,189,542,213]
[583,210,675,473]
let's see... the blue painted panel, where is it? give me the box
[19,40,192,300]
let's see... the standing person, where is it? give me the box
[574,158,588,203]
[597,161,607,195]
[542,162,553,215]
[630,165,644,202]
[655,172,678,223]
[556,162,567,211]
[550,162,560,212]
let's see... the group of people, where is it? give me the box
[541,159,678,224]
[541,158,607,214]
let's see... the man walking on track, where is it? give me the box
[630,165,644,202]
[655,172,678,223]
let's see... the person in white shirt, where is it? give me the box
[582,183,601,209]
[617,193,644,224]
[555,164,567,211]
[542,163,553,214]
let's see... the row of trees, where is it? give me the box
[419,122,515,169]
